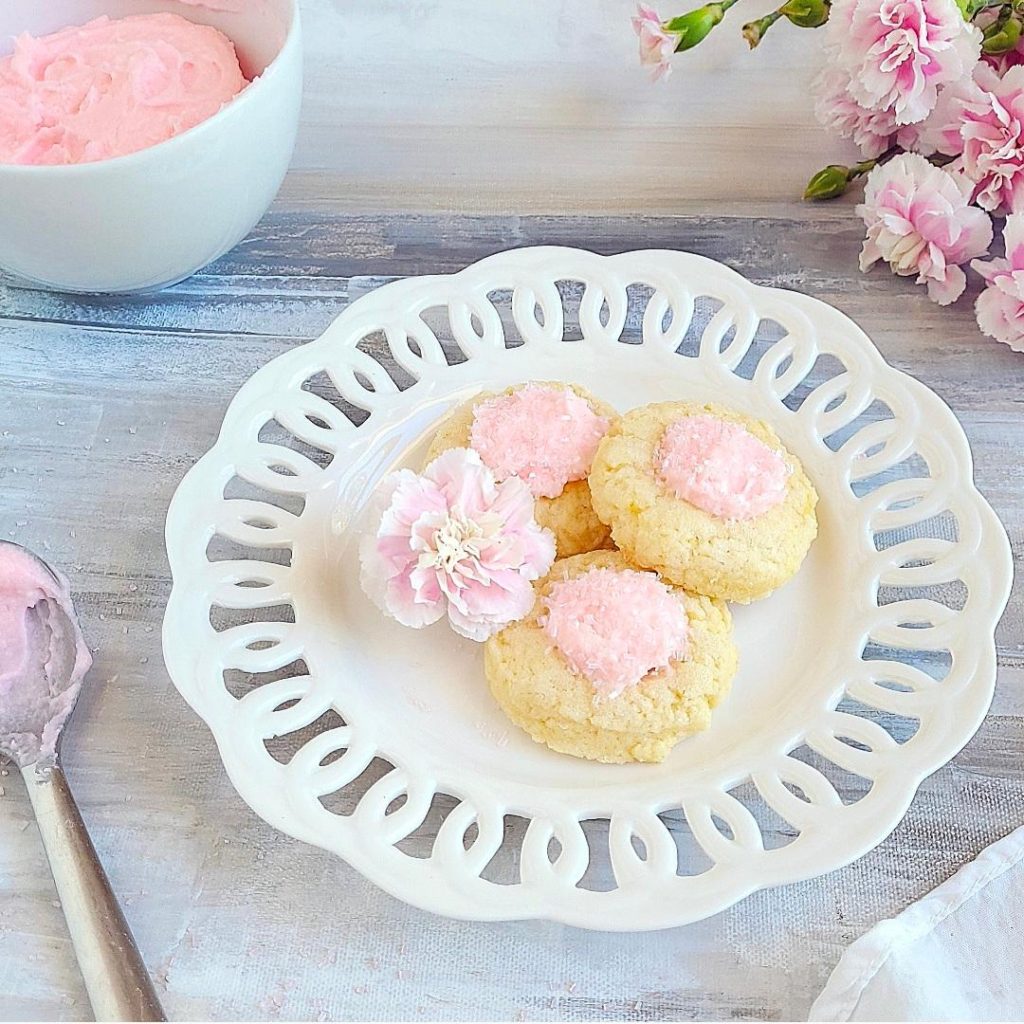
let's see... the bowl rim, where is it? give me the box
[0,0,301,177]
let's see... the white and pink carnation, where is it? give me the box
[983,42,1024,76]
[813,66,925,157]
[857,152,993,304]
[631,3,679,82]
[971,213,1024,351]
[917,64,1024,214]
[359,448,555,642]
[825,0,980,126]
[814,66,899,157]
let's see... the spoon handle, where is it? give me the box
[22,764,166,1022]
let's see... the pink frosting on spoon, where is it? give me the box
[0,13,247,166]
[540,567,689,698]
[469,385,610,499]
[656,414,790,521]
[0,544,92,770]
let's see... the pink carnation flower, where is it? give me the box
[359,448,555,642]
[971,213,1024,352]
[813,66,924,157]
[984,44,1024,76]
[632,3,678,82]
[825,0,980,126]
[917,64,1024,214]
[857,153,993,305]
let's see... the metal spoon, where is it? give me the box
[0,541,165,1022]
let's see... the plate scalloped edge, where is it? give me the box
[163,246,1013,930]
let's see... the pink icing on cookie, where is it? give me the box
[540,567,689,698]
[655,414,789,521]
[469,385,610,499]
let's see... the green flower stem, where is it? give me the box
[849,158,877,179]
[742,10,782,47]
[967,0,1009,15]
[982,9,1022,51]
[742,0,829,48]
[803,155,884,201]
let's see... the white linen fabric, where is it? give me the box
[810,824,1024,1021]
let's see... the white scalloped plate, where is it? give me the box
[164,247,1012,930]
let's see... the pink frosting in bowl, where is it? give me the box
[541,567,689,698]
[656,414,790,521]
[0,13,248,166]
[469,385,610,499]
[178,0,247,10]
[0,0,300,293]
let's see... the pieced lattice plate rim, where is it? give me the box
[164,247,1012,930]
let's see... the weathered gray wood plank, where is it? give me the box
[0,209,1021,1023]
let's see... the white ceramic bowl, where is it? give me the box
[0,0,301,293]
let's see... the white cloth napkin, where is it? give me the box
[810,824,1024,1021]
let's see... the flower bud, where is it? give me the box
[803,164,851,201]
[982,15,1022,53]
[664,4,727,50]
[742,11,781,47]
[779,0,830,28]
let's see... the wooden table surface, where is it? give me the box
[1,205,1022,1022]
